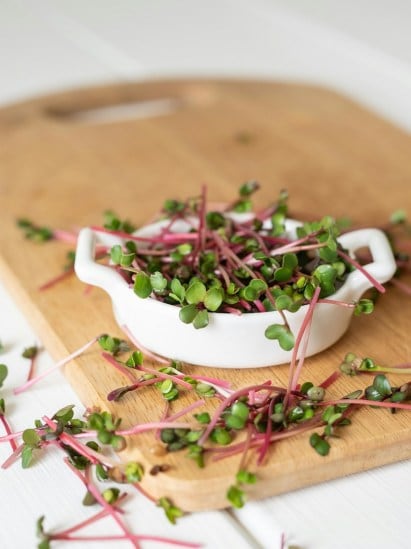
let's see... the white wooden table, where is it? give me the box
[1,2,411,548]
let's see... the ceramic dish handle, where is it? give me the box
[338,228,396,298]
[75,228,129,297]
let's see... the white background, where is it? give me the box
[1,2,411,548]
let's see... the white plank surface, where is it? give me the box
[1,1,411,548]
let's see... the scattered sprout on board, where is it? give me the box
[8,183,411,547]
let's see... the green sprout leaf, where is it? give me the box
[125,350,144,368]
[354,298,374,316]
[390,209,407,224]
[22,429,41,447]
[179,304,197,324]
[17,219,53,242]
[21,445,35,468]
[157,497,183,525]
[239,180,260,197]
[22,346,39,359]
[170,278,185,303]
[206,211,226,230]
[236,470,257,485]
[264,324,295,350]
[125,462,144,483]
[309,433,330,456]
[150,272,168,293]
[103,210,135,233]
[98,334,129,356]
[193,309,209,329]
[227,485,245,508]
[204,288,224,311]
[134,272,152,298]
[313,264,337,297]
[110,244,123,265]
[52,404,75,423]
[373,374,392,397]
[185,280,207,305]
[0,364,8,388]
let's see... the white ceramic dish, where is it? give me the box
[75,219,396,368]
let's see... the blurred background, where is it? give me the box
[2,0,411,130]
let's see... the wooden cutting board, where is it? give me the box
[1,79,410,511]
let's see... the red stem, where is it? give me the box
[1,443,24,469]
[319,370,341,389]
[390,277,411,296]
[121,325,171,364]
[257,397,275,465]
[337,249,385,293]
[56,493,128,537]
[101,352,138,383]
[14,335,101,395]
[50,533,201,547]
[0,414,17,452]
[39,269,74,291]
[84,465,140,549]
[284,286,321,409]
[198,382,273,446]
[27,357,37,382]
[318,398,411,411]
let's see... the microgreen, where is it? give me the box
[17,219,53,242]
[354,298,374,316]
[103,210,135,234]
[340,353,411,376]
[22,345,39,382]
[157,497,183,524]
[227,469,257,508]
[95,185,370,353]
[10,185,411,535]
[264,324,295,351]
[0,363,7,388]
[226,484,246,508]
[390,209,407,224]
[98,334,129,356]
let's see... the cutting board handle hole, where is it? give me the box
[44,97,184,125]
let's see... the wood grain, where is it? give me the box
[0,79,410,511]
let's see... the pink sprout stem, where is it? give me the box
[268,231,320,256]
[338,249,385,293]
[14,335,101,395]
[166,400,205,422]
[317,299,355,308]
[136,365,193,390]
[270,242,327,256]
[319,398,411,411]
[44,416,118,467]
[319,370,341,389]
[117,421,193,437]
[53,229,78,244]
[56,493,128,537]
[84,466,140,549]
[91,225,198,244]
[121,325,171,364]
[0,414,17,452]
[390,277,411,296]
[101,352,137,383]
[1,442,24,469]
[198,382,273,446]
[0,429,23,444]
[39,269,75,291]
[51,534,201,547]
[257,397,275,465]
[284,287,321,409]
